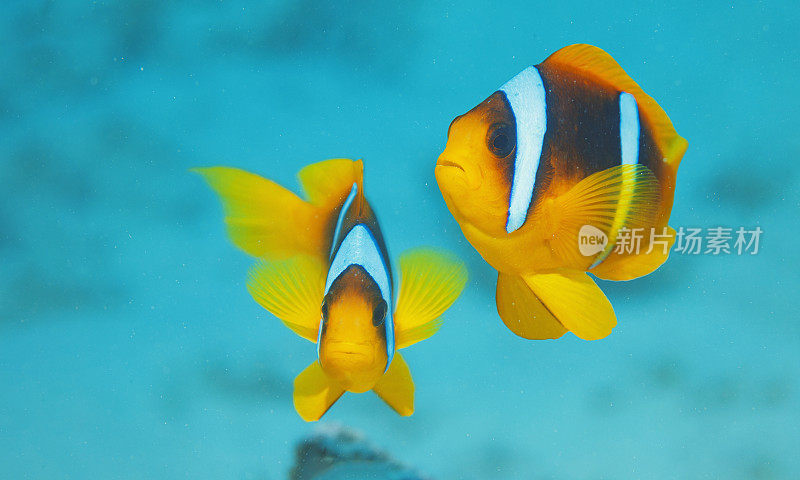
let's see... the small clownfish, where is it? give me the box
[193,159,467,421]
[435,44,687,341]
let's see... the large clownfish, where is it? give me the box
[194,159,466,421]
[435,44,687,341]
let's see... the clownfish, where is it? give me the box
[193,159,467,421]
[435,44,687,341]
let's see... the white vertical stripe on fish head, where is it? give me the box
[499,66,547,233]
[322,223,395,366]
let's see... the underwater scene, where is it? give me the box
[1,1,798,479]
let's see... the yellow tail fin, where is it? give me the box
[192,159,363,260]
[372,353,414,416]
[496,272,567,340]
[293,361,345,422]
[393,248,468,349]
[520,270,617,341]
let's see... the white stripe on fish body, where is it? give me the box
[330,183,359,257]
[619,92,640,166]
[324,223,395,364]
[500,65,548,234]
[589,91,642,269]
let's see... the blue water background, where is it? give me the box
[1,1,798,478]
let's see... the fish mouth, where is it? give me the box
[436,156,482,192]
[321,343,375,373]
[337,351,364,357]
[325,342,373,358]
[436,159,465,172]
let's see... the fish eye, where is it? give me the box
[486,122,516,158]
[372,300,388,327]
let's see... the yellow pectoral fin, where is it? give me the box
[372,353,414,416]
[293,361,345,422]
[394,248,468,349]
[545,163,660,270]
[591,226,676,281]
[496,273,567,340]
[395,319,444,350]
[298,159,364,208]
[246,256,325,342]
[522,271,616,341]
[192,166,326,259]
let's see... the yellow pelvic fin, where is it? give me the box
[496,272,567,340]
[543,163,660,270]
[298,158,364,209]
[247,255,325,342]
[192,166,327,259]
[591,226,676,281]
[372,353,414,416]
[522,271,616,341]
[542,44,688,170]
[394,248,468,349]
[293,361,345,422]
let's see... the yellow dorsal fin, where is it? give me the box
[394,248,468,349]
[192,166,328,259]
[541,163,660,270]
[246,255,325,343]
[293,361,345,422]
[496,272,567,340]
[298,159,364,208]
[522,271,616,341]
[372,353,414,416]
[542,44,688,170]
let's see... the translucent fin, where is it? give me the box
[395,319,443,350]
[192,166,326,259]
[496,272,567,340]
[542,44,688,170]
[372,353,414,416]
[246,255,325,343]
[394,248,468,349]
[591,226,675,281]
[298,159,364,208]
[293,361,345,422]
[522,271,616,341]
[542,163,660,269]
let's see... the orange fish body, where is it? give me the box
[436,44,687,340]
[195,159,467,420]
